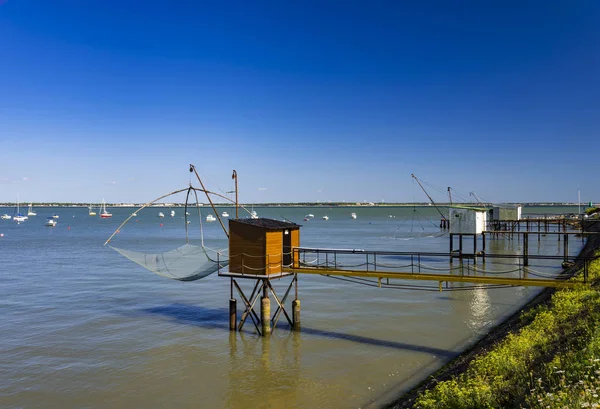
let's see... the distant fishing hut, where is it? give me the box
[492,205,522,221]
[449,206,487,260]
[224,218,301,335]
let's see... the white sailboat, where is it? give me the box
[100,199,112,218]
[170,210,175,217]
[27,204,36,216]
[206,214,216,222]
[88,205,97,216]
[1,214,11,220]
[13,196,27,223]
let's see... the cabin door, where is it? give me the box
[283,230,292,267]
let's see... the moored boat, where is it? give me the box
[100,199,112,218]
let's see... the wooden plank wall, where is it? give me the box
[229,223,266,274]
[266,231,283,274]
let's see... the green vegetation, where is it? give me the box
[413,255,600,409]
[586,207,600,216]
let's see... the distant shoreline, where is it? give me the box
[0,202,588,208]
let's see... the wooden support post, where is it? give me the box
[229,298,237,331]
[564,234,569,262]
[449,234,453,263]
[261,282,271,336]
[523,233,529,267]
[293,274,301,331]
[482,233,486,263]
[292,299,301,331]
[459,234,463,260]
[473,234,477,264]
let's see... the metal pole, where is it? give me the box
[232,170,238,219]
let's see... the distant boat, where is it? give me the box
[27,204,36,216]
[13,196,27,223]
[350,212,357,219]
[206,214,216,222]
[51,213,60,219]
[250,210,258,219]
[88,205,96,216]
[305,214,314,218]
[131,212,137,217]
[222,211,229,218]
[322,215,329,220]
[170,210,175,217]
[1,214,11,220]
[45,217,57,227]
[158,212,165,218]
[100,199,112,218]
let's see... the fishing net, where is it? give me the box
[105,182,232,282]
[110,244,228,281]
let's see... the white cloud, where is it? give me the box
[257,187,267,191]
[22,177,29,181]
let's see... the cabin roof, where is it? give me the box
[230,218,300,230]
[449,205,489,212]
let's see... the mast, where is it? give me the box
[190,164,229,238]
[447,187,452,206]
[411,174,447,220]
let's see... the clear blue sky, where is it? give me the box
[0,0,598,204]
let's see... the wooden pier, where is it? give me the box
[219,218,597,336]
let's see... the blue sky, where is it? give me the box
[0,0,598,204]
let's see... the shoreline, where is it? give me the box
[0,203,587,208]
[381,219,600,408]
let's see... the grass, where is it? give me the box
[411,254,600,409]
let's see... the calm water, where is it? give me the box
[0,205,583,408]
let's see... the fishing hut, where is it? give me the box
[449,206,487,261]
[223,218,301,336]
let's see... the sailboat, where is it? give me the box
[13,196,28,223]
[27,204,36,216]
[100,199,112,218]
[88,205,97,216]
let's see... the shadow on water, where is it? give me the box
[142,303,456,357]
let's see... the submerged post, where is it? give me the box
[229,298,237,331]
[292,274,301,331]
[523,233,529,266]
[229,278,237,331]
[261,281,271,336]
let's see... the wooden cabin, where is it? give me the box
[229,218,300,275]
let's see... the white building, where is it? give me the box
[449,207,487,235]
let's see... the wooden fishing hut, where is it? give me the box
[223,218,301,336]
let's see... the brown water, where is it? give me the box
[0,206,583,408]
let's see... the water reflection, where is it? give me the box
[467,286,492,331]
[225,333,303,409]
